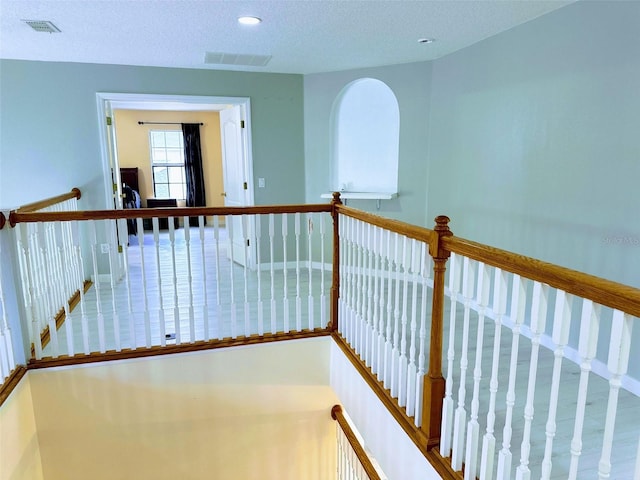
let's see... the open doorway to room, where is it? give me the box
[96,93,256,269]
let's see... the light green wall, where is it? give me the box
[426,0,640,289]
[425,1,640,379]
[304,62,432,227]
[0,60,305,209]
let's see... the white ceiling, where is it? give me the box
[0,0,574,75]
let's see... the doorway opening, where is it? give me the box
[96,92,256,268]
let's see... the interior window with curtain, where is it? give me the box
[149,130,186,199]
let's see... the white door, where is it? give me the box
[101,100,126,280]
[220,105,254,267]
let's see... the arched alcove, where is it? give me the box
[331,78,399,196]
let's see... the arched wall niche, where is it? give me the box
[330,78,400,196]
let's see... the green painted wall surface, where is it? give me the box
[427,1,640,289]
[303,62,432,227]
[426,1,640,378]
[0,60,305,209]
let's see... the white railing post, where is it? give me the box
[496,274,527,480]
[540,290,573,479]
[0,220,29,370]
[568,299,600,479]
[598,310,633,480]
[465,261,491,480]
[479,267,508,480]
[452,257,476,471]
[515,281,549,480]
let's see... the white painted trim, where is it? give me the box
[321,192,398,200]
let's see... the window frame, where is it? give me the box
[148,129,187,200]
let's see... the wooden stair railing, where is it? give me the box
[332,404,384,480]
[11,187,81,216]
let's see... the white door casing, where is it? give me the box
[220,104,256,268]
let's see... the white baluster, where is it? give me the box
[256,214,264,335]
[358,221,368,357]
[227,215,237,338]
[480,267,508,480]
[295,212,302,332]
[465,261,491,480]
[319,213,327,327]
[376,227,387,380]
[339,215,350,338]
[347,216,357,345]
[136,218,151,348]
[282,213,290,333]
[168,218,180,344]
[441,253,462,456]
[184,217,195,343]
[88,221,106,353]
[340,215,350,338]
[241,215,250,337]
[213,216,223,339]
[354,220,364,354]
[152,218,166,347]
[568,299,601,479]
[369,225,382,376]
[364,223,375,366]
[452,257,476,470]
[390,233,402,399]
[54,220,74,357]
[307,213,314,331]
[108,223,122,352]
[541,290,573,479]
[117,218,135,350]
[414,242,430,428]
[198,216,210,341]
[515,281,549,480]
[383,229,394,389]
[406,239,420,416]
[0,253,15,376]
[598,310,633,480]
[398,236,411,407]
[75,241,90,356]
[268,214,276,334]
[496,274,527,480]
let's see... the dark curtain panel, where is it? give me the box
[182,123,206,226]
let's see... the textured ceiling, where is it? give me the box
[0,0,574,75]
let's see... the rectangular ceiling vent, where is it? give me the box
[204,52,271,67]
[22,20,61,33]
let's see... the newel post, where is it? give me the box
[421,215,452,448]
[329,192,342,332]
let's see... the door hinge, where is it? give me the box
[243,181,248,190]
[118,245,123,253]
[112,183,118,192]
[246,239,250,247]
[240,120,245,128]
[106,116,112,126]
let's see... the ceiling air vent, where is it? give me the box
[204,52,271,67]
[22,20,61,33]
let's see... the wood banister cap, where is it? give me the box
[434,215,452,234]
[331,404,343,420]
[331,192,343,205]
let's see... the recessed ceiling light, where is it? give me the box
[418,38,435,44]
[238,16,262,25]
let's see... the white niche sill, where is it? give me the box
[321,192,397,209]
[321,192,397,200]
